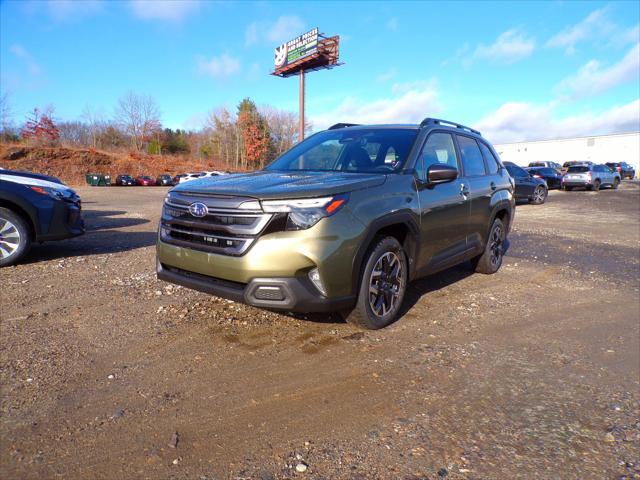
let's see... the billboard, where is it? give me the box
[274,27,319,69]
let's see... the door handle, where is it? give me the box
[490,182,497,191]
[460,183,470,196]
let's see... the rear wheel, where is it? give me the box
[613,178,620,189]
[530,185,547,205]
[345,236,408,330]
[562,185,572,191]
[0,208,31,267]
[471,218,506,275]
[590,180,601,191]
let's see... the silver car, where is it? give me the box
[562,164,621,191]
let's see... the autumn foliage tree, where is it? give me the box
[236,98,273,169]
[21,107,60,146]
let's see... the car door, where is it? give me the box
[415,131,471,273]
[456,135,493,251]
[507,164,536,199]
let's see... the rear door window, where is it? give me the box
[457,135,487,177]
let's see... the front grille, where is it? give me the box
[160,192,272,256]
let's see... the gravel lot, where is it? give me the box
[1,182,639,480]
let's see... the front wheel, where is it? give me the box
[530,185,547,205]
[471,218,506,275]
[0,208,31,267]
[590,180,601,191]
[563,185,572,191]
[345,236,408,330]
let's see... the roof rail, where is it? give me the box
[328,123,361,130]
[420,117,481,136]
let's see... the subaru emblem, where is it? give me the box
[189,202,208,218]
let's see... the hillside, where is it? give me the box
[0,144,228,186]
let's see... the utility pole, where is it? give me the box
[299,69,305,141]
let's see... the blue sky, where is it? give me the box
[1,0,639,143]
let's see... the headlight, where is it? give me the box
[261,193,349,230]
[29,186,73,200]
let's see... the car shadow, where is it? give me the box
[83,210,150,231]
[22,209,157,263]
[290,239,512,327]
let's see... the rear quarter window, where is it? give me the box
[479,142,501,174]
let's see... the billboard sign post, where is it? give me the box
[272,29,342,142]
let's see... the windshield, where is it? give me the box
[265,128,419,174]
[568,166,590,173]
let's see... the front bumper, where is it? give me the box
[36,198,84,241]
[157,260,355,312]
[156,206,366,311]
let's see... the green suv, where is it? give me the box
[156,118,515,329]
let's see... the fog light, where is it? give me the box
[308,268,327,296]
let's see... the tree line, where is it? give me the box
[0,91,307,170]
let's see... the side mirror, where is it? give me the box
[427,163,458,185]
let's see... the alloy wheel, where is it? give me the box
[489,224,504,269]
[0,217,21,260]
[533,186,546,203]
[368,251,405,318]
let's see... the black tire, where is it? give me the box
[471,218,506,275]
[563,185,572,191]
[345,236,408,330]
[591,180,601,191]
[530,185,547,205]
[0,207,31,267]
[613,178,620,189]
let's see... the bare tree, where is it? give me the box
[260,105,298,156]
[114,92,161,151]
[81,104,106,149]
[0,91,16,141]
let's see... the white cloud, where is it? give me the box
[311,82,441,131]
[376,67,397,82]
[556,43,640,99]
[245,16,305,46]
[46,0,104,21]
[475,99,640,143]
[387,17,398,31]
[130,0,201,22]
[197,54,241,79]
[472,29,535,64]
[545,7,638,54]
[9,44,41,77]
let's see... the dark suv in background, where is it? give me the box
[157,118,515,329]
[605,162,635,180]
[0,169,84,266]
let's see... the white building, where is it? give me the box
[494,132,640,170]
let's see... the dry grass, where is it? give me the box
[0,143,232,186]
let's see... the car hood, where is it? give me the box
[172,170,388,200]
[0,169,65,185]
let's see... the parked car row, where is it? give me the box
[502,159,632,204]
[112,171,230,187]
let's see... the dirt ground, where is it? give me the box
[1,182,639,480]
